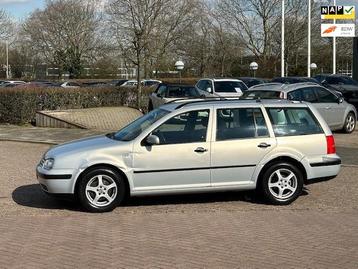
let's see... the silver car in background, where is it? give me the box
[148,84,201,111]
[37,99,341,212]
[241,82,357,133]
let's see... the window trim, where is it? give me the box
[265,107,324,137]
[148,108,212,146]
[214,107,270,142]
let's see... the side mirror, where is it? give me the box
[206,87,212,93]
[338,97,344,104]
[146,135,160,145]
[156,93,162,98]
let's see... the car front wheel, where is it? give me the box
[78,167,126,213]
[260,163,303,205]
[343,112,356,133]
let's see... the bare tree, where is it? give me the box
[23,0,104,78]
[108,0,169,105]
[218,0,281,76]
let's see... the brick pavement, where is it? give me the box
[0,141,358,268]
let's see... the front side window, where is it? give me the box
[196,80,207,91]
[266,107,323,137]
[287,90,303,101]
[152,110,210,145]
[156,85,167,96]
[314,87,338,103]
[216,108,269,141]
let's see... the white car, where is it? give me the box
[37,99,341,212]
[60,81,81,88]
[122,80,138,86]
[196,78,248,97]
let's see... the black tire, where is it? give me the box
[343,112,356,134]
[77,167,126,213]
[148,101,153,112]
[259,162,303,205]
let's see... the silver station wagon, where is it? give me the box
[37,99,341,212]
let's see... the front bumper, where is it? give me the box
[36,166,76,194]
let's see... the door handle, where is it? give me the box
[258,143,271,148]
[325,106,331,109]
[194,147,208,153]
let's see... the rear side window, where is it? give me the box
[216,108,269,141]
[266,107,323,136]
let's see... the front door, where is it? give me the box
[132,109,212,191]
[211,107,276,186]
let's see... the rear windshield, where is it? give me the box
[214,81,247,93]
[266,107,323,136]
[241,90,281,99]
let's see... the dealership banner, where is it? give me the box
[321,6,355,20]
[321,23,355,37]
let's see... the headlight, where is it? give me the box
[42,158,55,170]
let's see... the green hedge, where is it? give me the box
[0,86,152,124]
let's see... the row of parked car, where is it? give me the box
[0,79,163,89]
[148,74,358,134]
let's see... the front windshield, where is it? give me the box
[112,109,170,141]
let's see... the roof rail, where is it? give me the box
[249,82,283,89]
[174,96,241,109]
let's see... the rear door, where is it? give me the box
[314,87,344,128]
[210,106,276,186]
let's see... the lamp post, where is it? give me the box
[249,62,259,77]
[308,0,311,77]
[175,60,184,83]
[6,40,9,79]
[281,0,285,77]
[310,62,317,76]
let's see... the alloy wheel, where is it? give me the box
[268,168,298,201]
[85,174,118,207]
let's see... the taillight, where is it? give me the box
[326,135,336,154]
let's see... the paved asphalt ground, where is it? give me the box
[0,131,357,268]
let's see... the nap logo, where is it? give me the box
[321,5,355,20]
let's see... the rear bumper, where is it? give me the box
[306,157,341,183]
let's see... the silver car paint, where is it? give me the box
[37,100,341,196]
[248,83,357,131]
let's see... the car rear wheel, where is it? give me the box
[78,167,126,213]
[343,112,356,133]
[260,163,303,205]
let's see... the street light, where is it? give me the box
[281,0,285,77]
[175,60,184,83]
[310,62,317,76]
[6,40,9,79]
[249,62,259,77]
[308,0,311,77]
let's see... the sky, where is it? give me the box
[0,0,43,19]
[0,0,357,20]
